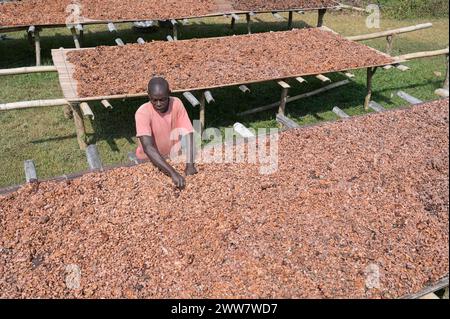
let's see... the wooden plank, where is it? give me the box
[332,106,350,119]
[420,293,440,300]
[115,38,125,46]
[397,91,423,105]
[24,160,37,183]
[369,101,385,112]
[80,102,94,119]
[86,145,103,171]
[276,114,300,129]
[396,64,410,71]
[316,74,331,82]
[435,88,449,98]
[204,91,215,104]
[101,99,113,109]
[51,49,79,100]
[296,77,307,84]
[239,85,251,93]
[183,92,200,107]
[277,80,291,89]
[233,122,255,138]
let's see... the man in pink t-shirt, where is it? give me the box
[135,77,197,188]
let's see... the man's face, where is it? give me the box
[149,88,170,113]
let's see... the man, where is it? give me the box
[135,77,197,189]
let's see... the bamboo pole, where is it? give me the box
[238,80,350,117]
[288,11,293,29]
[277,85,290,113]
[0,66,57,76]
[246,13,251,34]
[199,91,206,131]
[71,27,81,49]
[394,48,449,61]
[317,9,326,27]
[71,103,88,150]
[347,23,433,41]
[365,67,377,111]
[0,99,68,111]
[35,28,41,66]
[444,54,449,91]
[386,35,394,55]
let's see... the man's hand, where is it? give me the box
[185,164,198,176]
[171,171,186,189]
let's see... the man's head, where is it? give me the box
[148,77,170,113]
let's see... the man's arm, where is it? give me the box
[184,132,198,176]
[139,135,185,189]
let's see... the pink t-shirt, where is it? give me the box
[135,97,194,159]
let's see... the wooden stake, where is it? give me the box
[277,81,290,115]
[35,28,41,66]
[317,9,327,27]
[171,19,178,40]
[288,11,293,29]
[199,91,206,131]
[71,27,81,49]
[365,67,377,111]
[24,160,38,183]
[70,103,88,150]
[386,34,394,55]
[231,16,236,31]
[246,13,251,34]
[444,54,449,90]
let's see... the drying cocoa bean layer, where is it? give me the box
[1,99,449,299]
[67,28,394,98]
[0,0,338,27]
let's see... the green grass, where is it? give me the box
[0,11,449,187]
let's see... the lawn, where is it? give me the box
[0,10,449,188]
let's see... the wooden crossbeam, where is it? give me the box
[347,23,433,41]
[397,91,423,105]
[238,80,350,116]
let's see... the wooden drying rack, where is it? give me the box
[0,102,448,300]
[0,24,448,150]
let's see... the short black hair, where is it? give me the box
[148,77,169,95]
